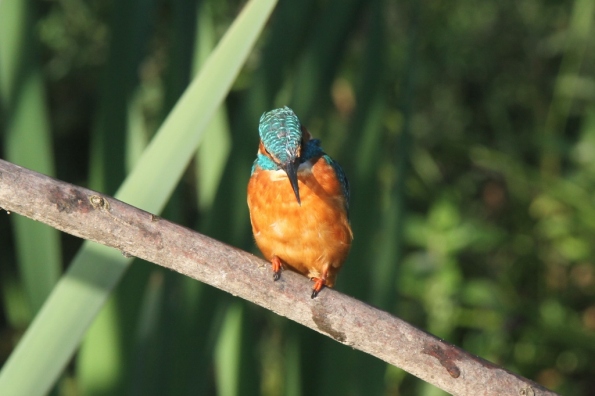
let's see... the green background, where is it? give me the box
[1,0,594,395]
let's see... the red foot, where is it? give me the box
[271,256,282,281]
[311,277,326,299]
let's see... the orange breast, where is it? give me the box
[247,156,352,287]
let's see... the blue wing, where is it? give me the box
[324,155,350,217]
[302,138,350,217]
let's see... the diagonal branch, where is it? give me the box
[0,158,558,396]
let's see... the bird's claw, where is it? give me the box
[311,277,325,299]
[271,256,282,281]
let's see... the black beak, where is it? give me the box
[283,158,301,205]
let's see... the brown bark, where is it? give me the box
[0,159,558,396]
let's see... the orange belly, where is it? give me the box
[247,157,352,287]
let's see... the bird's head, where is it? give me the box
[258,106,303,204]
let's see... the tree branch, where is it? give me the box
[0,159,558,396]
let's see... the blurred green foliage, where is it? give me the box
[1,0,594,395]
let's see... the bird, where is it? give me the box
[247,106,352,298]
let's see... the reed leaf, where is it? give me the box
[0,1,277,395]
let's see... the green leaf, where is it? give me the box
[0,1,277,395]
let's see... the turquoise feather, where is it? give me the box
[258,106,302,165]
[252,106,350,213]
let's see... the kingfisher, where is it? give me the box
[247,106,353,298]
